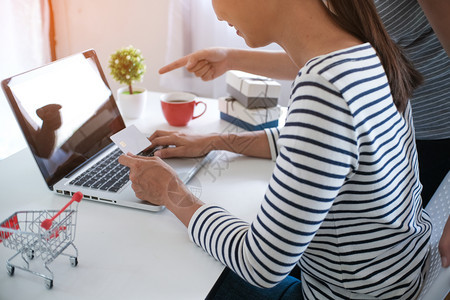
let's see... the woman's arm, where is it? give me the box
[148,130,273,160]
[227,49,299,80]
[159,48,298,81]
[417,0,450,55]
[439,215,450,268]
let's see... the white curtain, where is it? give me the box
[0,0,51,159]
[160,0,291,105]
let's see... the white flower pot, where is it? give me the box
[117,87,147,119]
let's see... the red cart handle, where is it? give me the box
[41,192,83,230]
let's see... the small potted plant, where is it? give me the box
[109,45,147,119]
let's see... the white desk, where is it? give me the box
[0,92,277,300]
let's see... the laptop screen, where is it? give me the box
[1,50,125,189]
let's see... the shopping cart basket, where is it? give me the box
[0,192,82,289]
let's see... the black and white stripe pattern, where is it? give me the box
[375,0,450,140]
[189,44,431,299]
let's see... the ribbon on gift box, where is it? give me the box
[225,97,235,115]
[225,97,270,124]
[239,77,271,98]
[258,104,270,124]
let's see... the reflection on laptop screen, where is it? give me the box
[3,51,125,187]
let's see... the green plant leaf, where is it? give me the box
[108,45,147,94]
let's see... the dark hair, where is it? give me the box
[325,0,423,112]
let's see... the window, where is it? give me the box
[0,0,51,159]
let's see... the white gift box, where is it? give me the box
[226,70,281,108]
[218,97,281,130]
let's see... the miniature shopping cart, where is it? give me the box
[0,192,82,289]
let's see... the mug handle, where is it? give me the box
[192,101,207,120]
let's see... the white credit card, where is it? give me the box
[110,125,152,155]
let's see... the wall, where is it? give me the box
[52,0,171,97]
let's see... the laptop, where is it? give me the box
[1,49,215,212]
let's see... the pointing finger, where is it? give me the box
[159,56,190,74]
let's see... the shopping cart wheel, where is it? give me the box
[27,249,35,260]
[45,279,53,289]
[70,257,78,267]
[6,265,14,276]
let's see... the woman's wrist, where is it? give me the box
[164,179,205,227]
[209,133,233,153]
[225,48,238,71]
[209,131,271,158]
[225,48,253,72]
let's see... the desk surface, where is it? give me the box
[0,92,277,300]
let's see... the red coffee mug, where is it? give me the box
[160,92,207,126]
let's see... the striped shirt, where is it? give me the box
[375,0,450,140]
[189,44,431,299]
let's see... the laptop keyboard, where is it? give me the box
[69,147,157,192]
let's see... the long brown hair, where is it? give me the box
[325,0,423,113]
